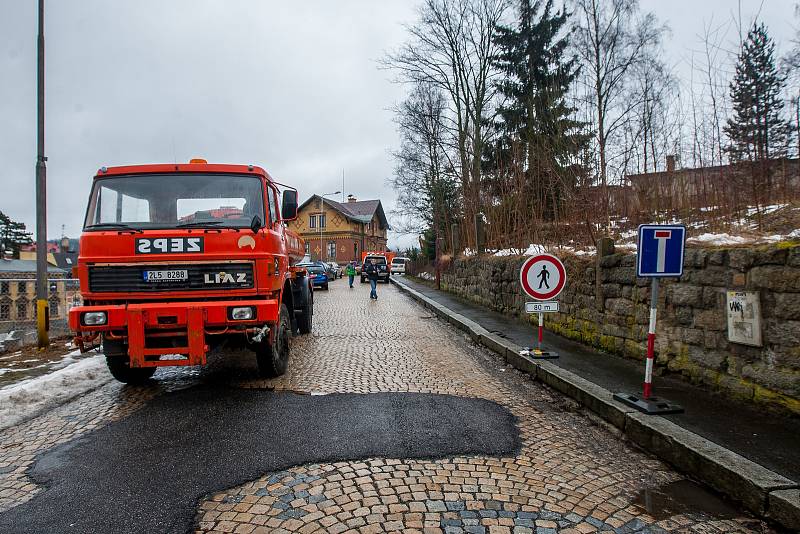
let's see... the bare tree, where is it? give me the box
[383,0,509,247]
[390,83,461,253]
[571,0,666,228]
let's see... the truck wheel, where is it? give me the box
[105,356,156,384]
[295,281,313,335]
[255,303,291,378]
[102,335,156,384]
[361,277,366,283]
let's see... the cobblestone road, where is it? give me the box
[0,278,772,533]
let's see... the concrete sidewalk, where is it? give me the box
[392,275,800,529]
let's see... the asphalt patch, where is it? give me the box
[0,388,519,534]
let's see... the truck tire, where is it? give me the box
[255,303,291,378]
[102,335,156,384]
[295,280,313,335]
[361,276,366,283]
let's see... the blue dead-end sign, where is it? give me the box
[637,225,686,277]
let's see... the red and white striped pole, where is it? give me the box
[537,312,544,351]
[643,278,659,399]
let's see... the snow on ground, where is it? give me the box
[0,353,111,432]
[686,233,786,246]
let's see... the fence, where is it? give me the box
[0,278,81,352]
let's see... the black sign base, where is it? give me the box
[613,392,684,415]
[519,348,559,359]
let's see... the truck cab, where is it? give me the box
[69,160,313,383]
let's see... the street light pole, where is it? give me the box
[319,192,340,261]
[35,0,49,348]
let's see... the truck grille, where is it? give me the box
[88,263,254,293]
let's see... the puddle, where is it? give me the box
[632,480,739,520]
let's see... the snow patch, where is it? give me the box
[0,353,112,432]
[687,233,786,246]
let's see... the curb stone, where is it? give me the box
[390,276,800,530]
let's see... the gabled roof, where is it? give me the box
[0,259,66,274]
[298,195,390,230]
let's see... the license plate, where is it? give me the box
[144,269,188,282]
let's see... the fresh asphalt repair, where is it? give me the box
[0,387,519,534]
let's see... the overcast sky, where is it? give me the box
[1,1,796,250]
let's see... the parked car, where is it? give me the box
[303,263,329,290]
[327,262,342,278]
[316,261,337,280]
[391,257,411,274]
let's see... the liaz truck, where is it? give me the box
[68,159,313,383]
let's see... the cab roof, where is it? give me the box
[94,162,271,180]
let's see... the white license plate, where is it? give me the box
[144,269,188,282]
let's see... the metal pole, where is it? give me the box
[35,0,49,348]
[319,198,323,261]
[643,278,659,399]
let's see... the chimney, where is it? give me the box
[347,195,357,203]
[666,155,676,173]
[61,236,70,253]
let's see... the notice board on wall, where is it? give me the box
[726,291,762,347]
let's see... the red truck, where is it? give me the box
[69,159,313,383]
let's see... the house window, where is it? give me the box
[17,281,27,295]
[354,242,358,259]
[305,242,310,254]
[309,215,316,229]
[319,214,326,228]
[0,304,9,320]
[0,282,8,294]
[16,301,27,320]
[327,241,336,259]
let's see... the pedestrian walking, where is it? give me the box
[365,259,379,300]
[346,262,356,288]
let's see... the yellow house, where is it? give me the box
[289,195,389,262]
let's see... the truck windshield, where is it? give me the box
[84,174,265,230]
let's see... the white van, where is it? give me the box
[391,257,411,274]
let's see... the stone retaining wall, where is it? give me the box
[438,243,800,414]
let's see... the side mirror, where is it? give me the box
[250,214,263,234]
[281,190,298,221]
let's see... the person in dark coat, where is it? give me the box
[365,259,379,300]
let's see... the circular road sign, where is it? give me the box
[520,254,566,300]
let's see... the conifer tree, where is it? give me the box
[0,212,33,258]
[724,23,792,162]
[492,0,589,219]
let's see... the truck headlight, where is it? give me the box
[229,306,255,321]
[82,311,107,326]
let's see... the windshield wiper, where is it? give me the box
[175,221,226,228]
[85,223,143,233]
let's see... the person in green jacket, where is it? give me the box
[346,262,356,288]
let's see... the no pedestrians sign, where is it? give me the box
[519,254,566,300]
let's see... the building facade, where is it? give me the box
[290,195,389,263]
[0,259,79,340]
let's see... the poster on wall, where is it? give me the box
[726,291,762,347]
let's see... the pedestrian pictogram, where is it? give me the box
[537,265,550,289]
[615,225,685,415]
[519,254,566,359]
[519,254,566,300]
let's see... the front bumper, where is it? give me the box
[69,299,278,367]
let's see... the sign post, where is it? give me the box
[613,225,686,415]
[519,254,566,359]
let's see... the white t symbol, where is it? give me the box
[654,230,672,272]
